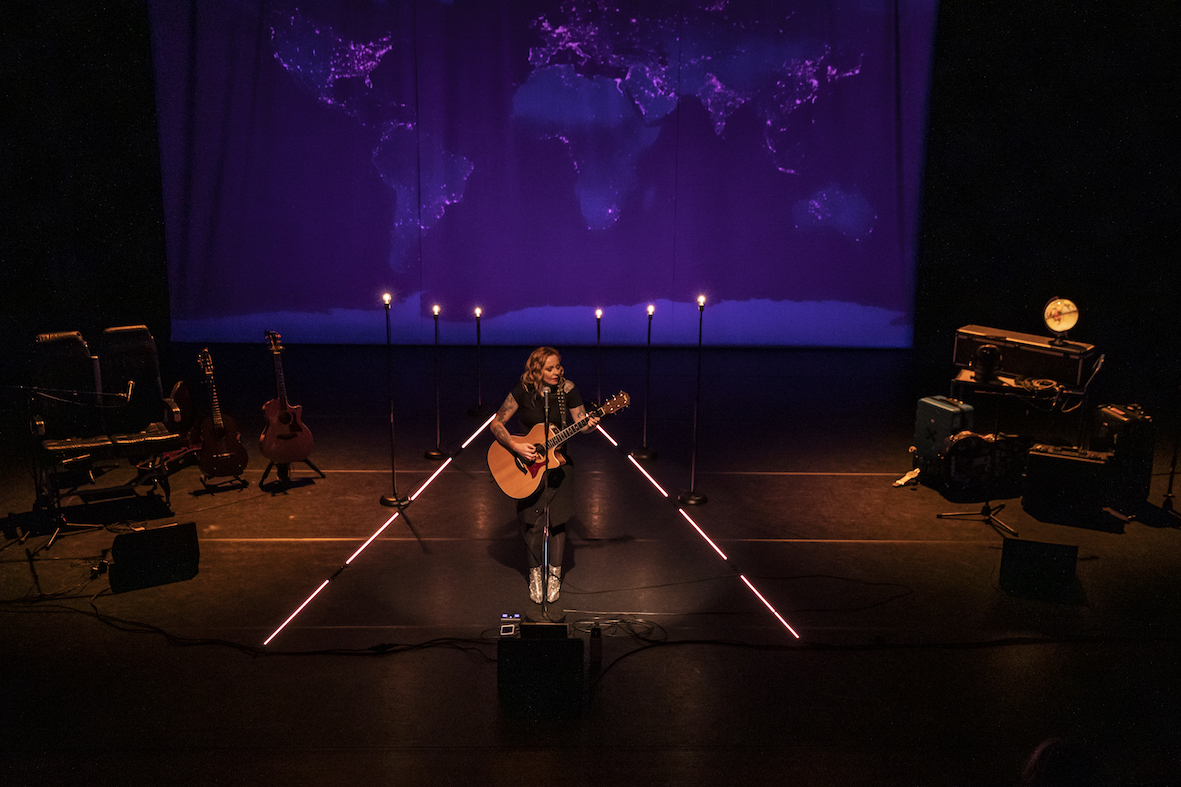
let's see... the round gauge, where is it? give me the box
[1043,297,1078,335]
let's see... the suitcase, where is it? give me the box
[913,396,974,469]
[1091,404,1154,510]
[1022,444,1116,526]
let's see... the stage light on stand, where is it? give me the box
[425,305,446,460]
[679,295,708,505]
[631,303,658,461]
[595,308,603,403]
[468,307,486,417]
[380,293,409,508]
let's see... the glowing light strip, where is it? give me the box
[463,414,496,448]
[678,508,728,560]
[346,513,400,564]
[627,455,669,497]
[741,574,801,638]
[265,418,493,646]
[596,424,619,446]
[263,579,330,646]
[410,457,452,500]
[593,404,800,640]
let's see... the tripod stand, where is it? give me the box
[938,502,1018,537]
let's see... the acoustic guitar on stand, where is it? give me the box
[259,331,314,465]
[196,348,249,480]
[487,391,629,498]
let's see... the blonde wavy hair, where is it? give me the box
[520,346,564,400]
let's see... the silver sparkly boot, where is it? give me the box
[546,565,562,603]
[529,566,543,604]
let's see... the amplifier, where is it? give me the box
[954,325,1099,388]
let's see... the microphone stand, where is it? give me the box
[541,385,553,614]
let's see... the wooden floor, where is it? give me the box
[2,345,1180,786]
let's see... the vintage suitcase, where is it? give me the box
[1022,444,1116,525]
[913,396,974,471]
[1091,404,1154,509]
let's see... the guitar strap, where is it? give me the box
[556,384,567,429]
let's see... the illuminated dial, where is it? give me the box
[1043,298,1078,335]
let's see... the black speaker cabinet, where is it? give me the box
[109,522,200,593]
[497,624,584,717]
[1000,538,1078,601]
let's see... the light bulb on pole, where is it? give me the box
[632,303,658,461]
[680,295,708,505]
[381,292,407,507]
[469,307,486,417]
[426,305,445,459]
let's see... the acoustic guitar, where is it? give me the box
[196,349,249,479]
[259,331,314,464]
[487,391,629,498]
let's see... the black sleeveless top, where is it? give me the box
[511,380,585,434]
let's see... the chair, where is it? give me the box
[28,327,183,516]
[29,331,113,509]
[97,325,184,502]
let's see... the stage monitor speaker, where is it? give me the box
[497,627,583,718]
[999,537,1077,602]
[109,522,200,593]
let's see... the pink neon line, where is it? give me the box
[596,424,619,446]
[462,415,495,448]
[628,455,669,497]
[346,513,399,564]
[741,574,801,638]
[263,579,330,645]
[410,456,453,500]
[678,508,728,560]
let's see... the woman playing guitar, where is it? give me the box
[489,347,599,606]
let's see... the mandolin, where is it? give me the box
[196,349,249,479]
[487,391,629,498]
[259,331,314,464]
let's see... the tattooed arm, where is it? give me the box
[490,393,539,462]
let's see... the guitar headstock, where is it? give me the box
[266,330,282,353]
[197,348,214,377]
[597,391,631,415]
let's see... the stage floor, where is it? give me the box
[2,345,1180,786]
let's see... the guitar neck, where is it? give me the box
[544,408,600,451]
[272,352,288,408]
[206,375,225,430]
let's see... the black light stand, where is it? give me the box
[467,307,486,417]
[679,296,707,505]
[631,304,657,461]
[595,309,603,404]
[380,294,408,508]
[425,305,446,460]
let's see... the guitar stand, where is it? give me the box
[198,474,249,493]
[260,459,325,490]
[937,501,1018,538]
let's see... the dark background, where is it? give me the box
[2,0,1178,405]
